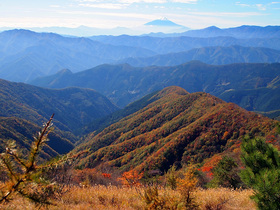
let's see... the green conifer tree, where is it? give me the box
[209,156,242,189]
[0,114,56,205]
[240,136,280,209]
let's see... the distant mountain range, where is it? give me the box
[0,29,155,82]
[117,45,280,67]
[1,22,279,38]
[89,34,280,54]
[178,25,280,39]
[29,62,280,117]
[1,27,280,82]
[0,18,188,36]
[71,86,278,171]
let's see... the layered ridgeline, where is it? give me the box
[1,26,280,82]
[0,79,118,157]
[118,45,280,67]
[90,30,280,54]
[174,25,280,39]
[0,29,155,82]
[72,86,279,172]
[30,62,280,116]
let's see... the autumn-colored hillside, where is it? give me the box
[73,86,279,172]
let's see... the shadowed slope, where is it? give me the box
[0,79,119,134]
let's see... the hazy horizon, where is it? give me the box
[1,0,279,31]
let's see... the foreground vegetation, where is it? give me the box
[0,113,279,209]
[0,184,255,210]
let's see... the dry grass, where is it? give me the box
[195,188,256,210]
[55,185,144,210]
[0,185,256,210]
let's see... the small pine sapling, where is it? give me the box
[166,164,177,190]
[0,114,56,205]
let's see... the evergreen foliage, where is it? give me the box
[209,156,242,189]
[0,114,56,205]
[240,136,280,209]
[0,116,75,160]
[166,165,178,190]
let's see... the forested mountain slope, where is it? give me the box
[0,78,119,158]
[0,79,118,133]
[72,86,279,172]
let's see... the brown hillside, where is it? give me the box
[74,86,279,172]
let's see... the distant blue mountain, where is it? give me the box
[178,25,280,38]
[0,29,156,82]
[1,26,280,83]
[145,17,183,27]
[117,45,280,67]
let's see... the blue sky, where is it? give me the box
[0,0,279,29]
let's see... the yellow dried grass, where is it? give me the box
[195,188,256,210]
[0,185,256,210]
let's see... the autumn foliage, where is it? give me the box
[118,169,144,187]
[177,164,199,209]
[73,87,278,174]
[102,173,112,178]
